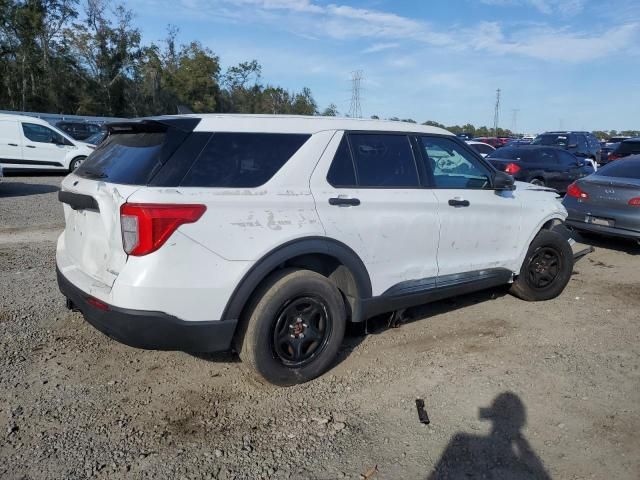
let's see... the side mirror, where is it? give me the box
[493,171,515,191]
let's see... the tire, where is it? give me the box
[234,268,346,386]
[510,229,574,301]
[69,156,86,172]
[530,178,545,187]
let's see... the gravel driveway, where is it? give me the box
[1,174,639,479]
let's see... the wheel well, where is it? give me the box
[541,218,563,230]
[240,253,361,323]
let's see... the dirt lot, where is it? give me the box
[1,174,639,480]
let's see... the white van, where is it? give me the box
[0,114,95,172]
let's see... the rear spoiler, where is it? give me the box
[106,117,201,134]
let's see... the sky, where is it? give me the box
[127,0,640,133]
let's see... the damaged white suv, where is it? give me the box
[57,115,575,385]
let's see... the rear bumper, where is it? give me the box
[566,219,640,240]
[57,266,237,352]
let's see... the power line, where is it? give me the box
[493,88,501,135]
[348,70,363,118]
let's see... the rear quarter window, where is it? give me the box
[617,141,640,155]
[180,133,310,188]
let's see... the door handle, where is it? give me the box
[448,198,470,207]
[329,197,361,207]
[26,145,36,148]
[8,143,18,147]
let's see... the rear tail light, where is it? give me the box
[566,182,589,200]
[120,203,207,256]
[629,197,640,206]
[607,153,620,161]
[505,162,521,175]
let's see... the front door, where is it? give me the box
[20,121,70,169]
[311,131,440,296]
[417,135,522,277]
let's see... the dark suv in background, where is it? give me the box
[532,131,601,164]
[607,137,640,162]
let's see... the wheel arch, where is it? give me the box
[221,237,372,323]
[515,214,569,273]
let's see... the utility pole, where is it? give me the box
[493,88,501,136]
[511,108,520,135]
[348,70,363,119]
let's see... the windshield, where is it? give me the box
[596,158,640,179]
[532,134,569,147]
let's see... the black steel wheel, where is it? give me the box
[510,229,574,301]
[272,296,332,368]
[234,268,346,386]
[526,247,561,289]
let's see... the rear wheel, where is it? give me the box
[234,268,346,386]
[69,156,86,172]
[510,230,573,301]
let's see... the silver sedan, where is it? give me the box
[563,156,640,241]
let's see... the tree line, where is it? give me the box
[0,0,327,117]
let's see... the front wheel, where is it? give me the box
[69,156,86,172]
[510,229,574,301]
[234,268,346,386]
[530,178,545,187]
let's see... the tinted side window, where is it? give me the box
[420,137,491,189]
[22,123,63,144]
[349,134,419,188]
[181,133,310,188]
[327,136,356,187]
[577,135,588,152]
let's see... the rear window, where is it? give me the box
[532,134,569,147]
[180,133,310,188]
[76,132,166,184]
[616,141,640,155]
[596,159,640,179]
[487,147,529,161]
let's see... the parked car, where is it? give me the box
[466,140,495,157]
[0,114,95,172]
[606,137,640,162]
[456,133,474,141]
[505,139,531,147]
[531,131,601,164]
[606,136,631,146]
[563,155,640,241]
[599,143,619,165]
[84,130,108,146]
[473,137,502,148]
[56,115,575,385]
[487,145,595,193]
[56,121,103,141]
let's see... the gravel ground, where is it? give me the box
[1,174,639,479]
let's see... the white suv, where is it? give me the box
[56,115,574,385]
[0,113,95,172]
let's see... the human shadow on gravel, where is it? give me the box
[428,392,552,480]
[0,182,60,198]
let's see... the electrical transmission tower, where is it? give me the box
[511,108,520,134]
[348,70,363,118]
[493,88,501,136]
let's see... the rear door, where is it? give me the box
[310,131,440,295]
[0,119,23,165]
[60,123,190,286]
[417,135,522,276]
